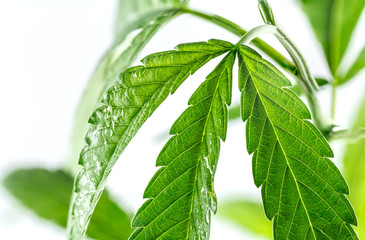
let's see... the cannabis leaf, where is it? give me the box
[3,168,132,240]
[130,50,235,239]
[70,9,182,174]
[68,39,233,239]
[299,0,365,74]
[238,45,358,239]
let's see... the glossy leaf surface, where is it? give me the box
[69,39,233,239]
[130,50,235,239]
[3,168,132,240]
[70,9,182,174]
[343,97,365,238]
[299,0,365,74]
[238,45,358,239]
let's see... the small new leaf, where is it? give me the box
[238,45,358,239]
[130,50,235,239]
[68,39,233,239]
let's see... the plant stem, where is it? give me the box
[182,8,330,135]
[274,27,329,132]
[331,81,337,121]
[274,27,318,92]
[237,25,277,45]
[181,8,296,75]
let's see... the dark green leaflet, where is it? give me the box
[3,168,132,240]
[238,45,358,239]
[130,50,235,239]
[68,39,233,239]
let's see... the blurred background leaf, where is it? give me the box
[298,0,365,76]
[343,96,365,238]
[218,199,272,239]
[341,47,365,84]
[3,168,132,240]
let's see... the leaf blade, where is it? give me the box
[238,45,358,239]
[130,50,236,239]
[70,8,183,175]
[69,40,233,239]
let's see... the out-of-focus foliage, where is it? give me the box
[3,168,132,240]
[343,97,365,238]
[298,0,365,76]
[218,199,272,238]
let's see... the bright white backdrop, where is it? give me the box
[1,0,365,239]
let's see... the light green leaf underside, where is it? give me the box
[218,199,272,238]
[114,0,189,41]
[3,168,132,240]
[130,50,235,239]
[68,39,233,239]
[341,46,365,84]
[343,97,365,238]
[238,45,358,239]
[299,0,365,74]
[70,9,182,175]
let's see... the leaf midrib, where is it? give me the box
[185,59,230,239]
[242,55,317,239]
[85,70,178,222]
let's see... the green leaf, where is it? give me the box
[69,39,233,239]
[343,97,365,238]
[238,45,358,239]
[130,50,235,239]
[3,168,132,240]
[299,0,365,74]
[114,0,188,41]
[69,8,184,174]
[227,78,329,122]
[218,199,272,238]
[341,46,365,84]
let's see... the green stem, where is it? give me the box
[181,8,296,75]
[254,0,331,134]
[183,8,331,135]
[331,81,337,121]
[274,27,329,132]
[277,26,318,90]
[237,25,277,45]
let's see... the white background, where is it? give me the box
[1,0,365,239]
